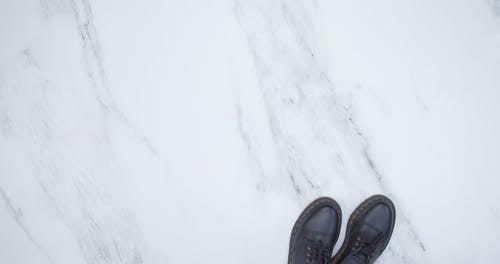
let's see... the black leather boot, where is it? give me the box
[331,195,395,264]
[288,197,342,264]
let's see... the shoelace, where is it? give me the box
[305,239,331,264]
[349,233,385,263]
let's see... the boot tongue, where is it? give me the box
[341,254,367,264]
[341,225,381,264]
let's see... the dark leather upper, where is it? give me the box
[289,198,342,264]
[336,196,395,264]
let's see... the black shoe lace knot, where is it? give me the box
[305,239,331,264]
[350,233,384,263]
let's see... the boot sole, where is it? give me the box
[330,194,396,264]
[288,197,342,264]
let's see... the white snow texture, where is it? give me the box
[1,0,500,263]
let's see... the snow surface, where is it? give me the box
[1,0,500,263]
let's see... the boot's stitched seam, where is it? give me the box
[289,198,341,264]
[331,195,392,264]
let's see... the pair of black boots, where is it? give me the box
[288,195,395,264]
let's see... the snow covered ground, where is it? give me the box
[1,0,500,263]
